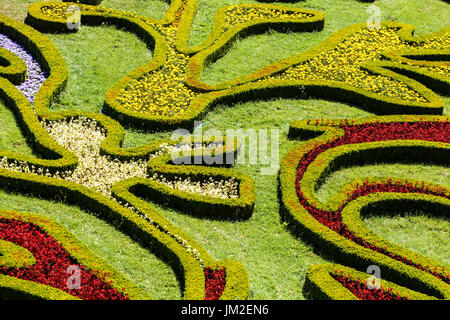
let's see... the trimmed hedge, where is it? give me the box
[142,144,255,220]
[0,11,251,300]
[0,210,147,300]
[176,3,325,55]
[186,22,448,115]
[279,115,450,300]
[0,47,27,85]
[26,2,448,131]
[0,239,36,268]
[25,1,324,129]
[378,48,450,95]
[0,275,78,300]
[62,0,103,5]
[304,264,435,300]
[104,131,255,222]
[0,165,250,300]
[8,0,447,301]
[25,2,448,131]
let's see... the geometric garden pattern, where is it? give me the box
[0,0,448,299]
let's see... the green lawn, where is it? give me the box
[0,0,448,299]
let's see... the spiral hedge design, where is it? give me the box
[279,115,449,300]
[0,0,448,300]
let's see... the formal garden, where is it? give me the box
[0,0,448,300]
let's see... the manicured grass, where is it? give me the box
[0,98,34,156]
[0,0,448,299]
[363,211,449,267]
[48,26,153,113]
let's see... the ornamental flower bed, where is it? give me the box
[0,34,47,104]
[332,272,408,300]
[0,9,252,300]
[0,216,129,300]
[280,115,450,300]
[263,26,449,103]
[0,0,448,301]
[293,119,450,282]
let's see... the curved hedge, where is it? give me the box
[0,210,147,300]
[28,1,450,130]
[25,2,448,130]
[62,0,103,5]
[0,11,252,300]
[186,23,449,115]
[279,115,450,300]
[304,264,435,300]
[0,47,27,85]
[25,1,325,129]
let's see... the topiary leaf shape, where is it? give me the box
[188,23,450,115]
[28,1,449,129]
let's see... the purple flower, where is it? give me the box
[0,34,48,105]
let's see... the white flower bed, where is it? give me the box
[1,117,239,199]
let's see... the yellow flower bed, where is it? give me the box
[40,4,67,19]
[117,26,197,116]
[35,2,448,117]
[36,2,320,117]
[223,6,313,29]
[263,27,449,102]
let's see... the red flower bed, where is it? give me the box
[295,120,450,283]
[204,266,226,300]
[0,217,128,300]
[332,272,408,300]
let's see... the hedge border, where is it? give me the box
[175,2,325,55]
[186,22,447,114]
[25,1,323,130]
[187,22,449,90]
[342,192,449,273]
[0,12,251,300]
[0,239,36,268]
[105,1,325,129]
[304,264,435,300]
[0,14,79,173]
[279,115,450,299]
[140,145,256,220]
[0,47,27,85]
[62,0,103,5]
[0,274,78,300]
[24,3,448,130]
[0,210,148,300]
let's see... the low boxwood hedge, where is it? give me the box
[279,115,450,300]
